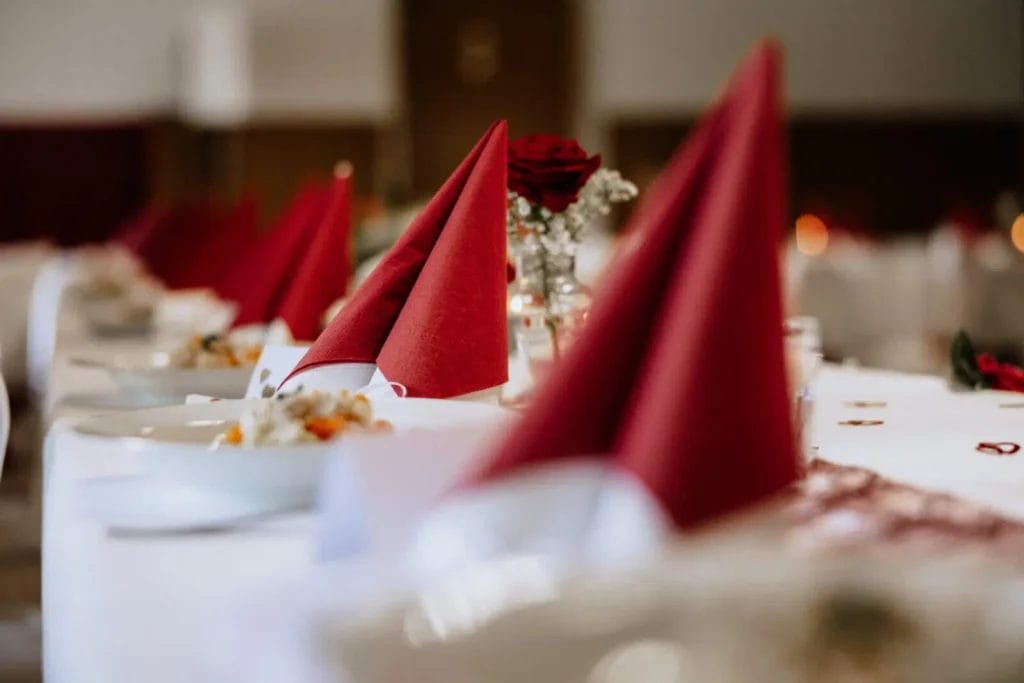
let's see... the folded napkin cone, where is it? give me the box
[225,183,330,327]
[403,42,798,574]
[275,171,354,342]
[282,121,510,399]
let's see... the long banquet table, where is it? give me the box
[38,308,315,682]
[41,310,1024,681]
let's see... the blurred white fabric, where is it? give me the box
[324,545,1024,683]
[317,415,510,562]
[968,235,1024,346]
[404,462,667,581]
[924,223,970,337]
[0,355,9,478]
[26,251,71,399]
[278,362,376,395]
[0,240,54,392]
[789,228,1024,373]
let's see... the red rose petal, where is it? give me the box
[508,135,602,213]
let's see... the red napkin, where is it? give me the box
[223,183,330,326]
[284,121,509,398]
[131,203,210,286]
[275,170,354,341]
[111,203,173,255]
[472,42,798,530]
[169,195,259,290]
[126,197,258,290]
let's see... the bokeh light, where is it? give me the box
[1010,213,1024,253]
[795,214,829,256]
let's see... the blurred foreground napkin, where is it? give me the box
[407,41,798,573]
[282,121,509,398]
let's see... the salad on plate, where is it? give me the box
[218,389,393,447]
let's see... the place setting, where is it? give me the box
[0,8,1021,682]
[54,120,521,539]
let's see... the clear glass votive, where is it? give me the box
[785,316,823,465]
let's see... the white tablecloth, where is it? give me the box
[811,364,1024,520]
[40,308,319,683]
[43,431,313,682]
[42,324,1024,681]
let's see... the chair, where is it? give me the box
[26,253,71,402]
[0,240,54,395]
[0,350,10,479]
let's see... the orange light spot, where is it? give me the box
[1011,214,1024,253]
[795,214,829,256]
[224,423,243,445]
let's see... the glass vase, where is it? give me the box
[508,235,592,384]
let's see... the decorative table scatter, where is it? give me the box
[786,460,1024,562]
[975,441,1021,456]
[950,329,1024,393]
[844,400,887,408]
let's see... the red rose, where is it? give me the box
[977,353,1024,392]
[508,134,601,213]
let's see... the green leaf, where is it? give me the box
[950,329,988,389]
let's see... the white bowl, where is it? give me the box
[72,352,253,401]
[72,398,508,508]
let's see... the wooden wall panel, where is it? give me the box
[0,122,378,244]
[234,125,377,224]
[403,0,574,194]
[612,116,1021,234]
[0,124,149,244]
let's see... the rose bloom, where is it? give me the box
[508,134,601,213]
[977,353,1024,393]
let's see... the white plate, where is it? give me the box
[74,475,302,533]
[72,398,508,508]
[71,352,252,400]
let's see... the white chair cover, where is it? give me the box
[968,235,1024,347]
[793,237,936,372]
[26,252,72,401]
[924,223,970,337]
[0,364,8,478]
[0,240,54,393]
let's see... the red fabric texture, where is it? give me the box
[122,197,259,290]
[472,42,798,530]
[224,183,330,326]
[275,174,353,341]
[169,196,259,290]
[112,203,174,255]
[119,203,203,284]
[284,121,509,398]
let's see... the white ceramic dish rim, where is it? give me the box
[70,397,508,454]
[70,353,255,376]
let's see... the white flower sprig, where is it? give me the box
[507,168,638,251]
